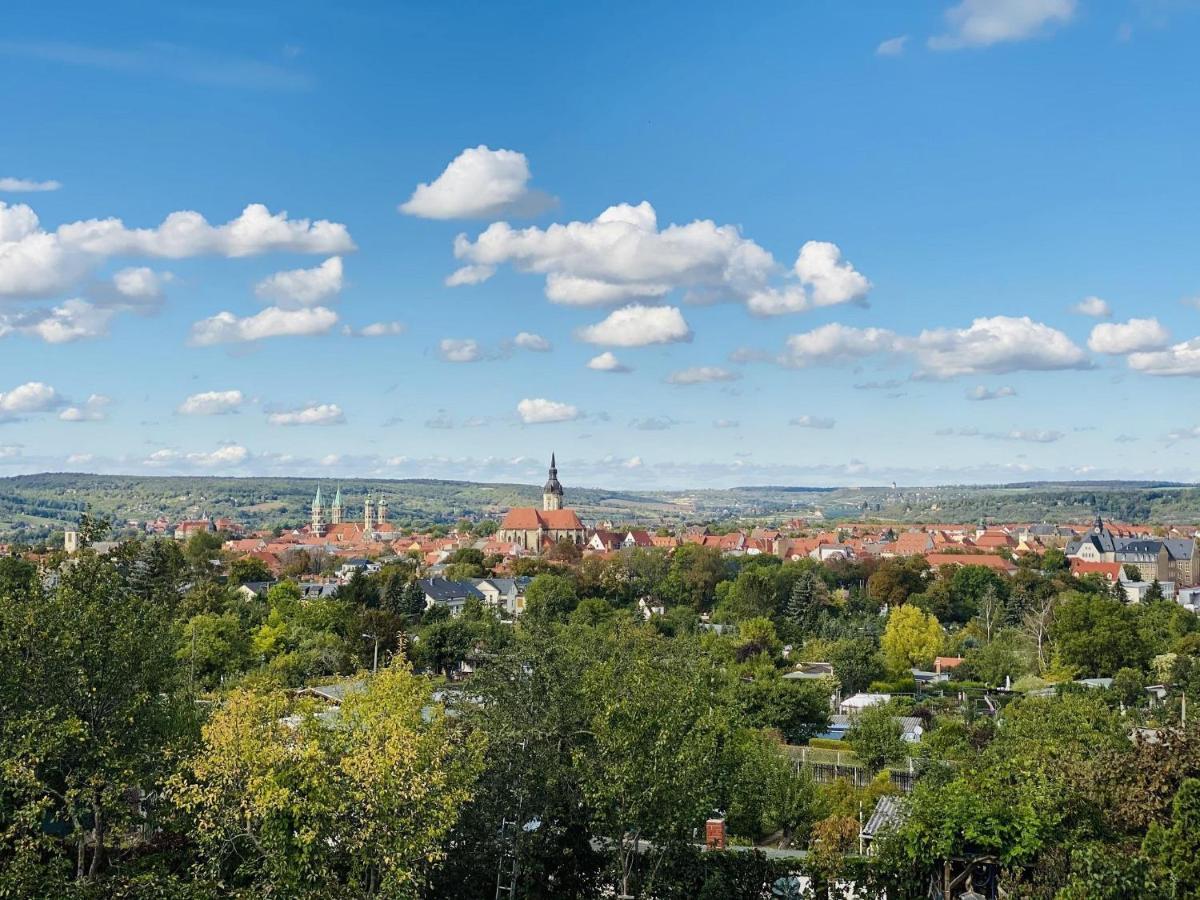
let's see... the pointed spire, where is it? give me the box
[551,452,556,470]
[312,484,323,508]
[333,484,342,506]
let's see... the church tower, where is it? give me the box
[364,492,375,532]
[331,485,344,525]
[376,495,388,524]
[311,485,326,535]
[543,453,564,511]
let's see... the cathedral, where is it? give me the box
[309,485,389,537]
[497,454,586,552]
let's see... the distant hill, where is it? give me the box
[1,473,1199,542]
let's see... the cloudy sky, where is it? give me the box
[3,0,1200,489]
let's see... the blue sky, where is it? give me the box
[2,0,1200,489]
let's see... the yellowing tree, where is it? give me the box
[881,604,943,674]
[172,661,481,898]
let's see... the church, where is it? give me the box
[308,485,392,539]
[497,455,587,552]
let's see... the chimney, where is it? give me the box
[705,817,726,851]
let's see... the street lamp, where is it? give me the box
[362,633,380,674]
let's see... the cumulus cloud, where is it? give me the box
[666,366,740,385]
[713,419,740,429]
[517,397,579,424]
[513,331,552,352]
[780,323,899,367]
[929,0,1076,50]
[909,315,1089,378]
[0,201,353,299]
[1128,338,1200,376]
[0,381,62,420]
[145,444,249,467]
[188,306,338,345]
[747,242,870,317]
[576,304,692,347]
[111,266,172,306]
[178,390,245,415]
[449,201,775,306]
[444,264,495,287]
[345,321,405,337]
[59,394,110,422]
[968,385,1017,401]
[400,146,554,219]
[439,338,482,362]
[876,35,909,56]
[790,415,836,429]
[0,298,116,343]
[1072,295,1111,318]
[267,403,345,426]
[0,177,61,192]
[254,256,343,308]
[586,351,631,373]
[1088,318,1170,354]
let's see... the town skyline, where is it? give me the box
[5,1,1200,488]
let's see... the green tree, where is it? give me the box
[828,637,886,694]
[846,703,905,772]
[1052,590,1149,677]
[783,569,826,635]
[522,573,577,624]
[880,604,943,673]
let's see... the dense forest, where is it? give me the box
[6,531,1200,896]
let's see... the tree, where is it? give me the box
[1145,580,1165,602]
[0,552,193,880]
[828,637,886,694]
[735,676,830,744]
[881,605,943,674]
[173,661,481,897]
[867,557,929,607]
[783,569,826,635]
[1143,777,1200,893]
[522,574,577,624]
[1052,591,1149,677]
[228,555,273,585]
[846,703,905,772]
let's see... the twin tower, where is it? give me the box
[310,485,387,535]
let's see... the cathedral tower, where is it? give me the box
[311,485,326,535]
[331,485,344,525]
[364,492,375,532]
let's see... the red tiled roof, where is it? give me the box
[1070,559,1123,582]
[924,553,1015,573]
[500,507,584,531]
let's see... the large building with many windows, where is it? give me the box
[496,455,586,552]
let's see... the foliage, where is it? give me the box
[880,605,943,674]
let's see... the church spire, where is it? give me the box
[543,453,564,511]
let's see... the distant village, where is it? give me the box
[29,454,1200,620]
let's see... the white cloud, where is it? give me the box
[145,444,249,467]
[66,452,92,465]
[713,419,739,429]
[876,35,909,56]
[188,306,338,345]
[444,264,495,287]
[111,266,172,305]
[909,315,1089,378]
[780,323,899,367]
[1072,295,1111,317]
[450,201,775,306]
[0,381,62,419]
[794,241,872,307]
[790,415,836,429]
[587,351,631,373]
[513,331,552,352]
[400,146,553,220]
[59,394,110,422]
[666,366,740,385]
[0,201,353,299]
[517,397,579,424]
[178,390,245,416]
[623,456,643,469]
[0,298,115,343]
[345,320,405,338]
[439,338,482,362]
[1000,429,1064,443]
[254,256,343,308]
[1088,318,1170,354]
[929,0,1076,49]
[0,177,61,192]
[576,304,692,347]
[968,385,1017,401]
[1128,338,1200,377]
[267,403,345,426]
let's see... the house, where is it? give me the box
[419,578,484,616]
[861,796,903,853]
[587,529,624,552]
[897,716,924,743]
[1067,516,1200,586]
[784,662,835,681]
[473,577,532,616]
[235,581,274,601]
[924,553,1017,576]
[934,656,965,675]
[623,530,654,549]
[637,596,666,619]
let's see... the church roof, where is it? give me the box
[500,508,584,531]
